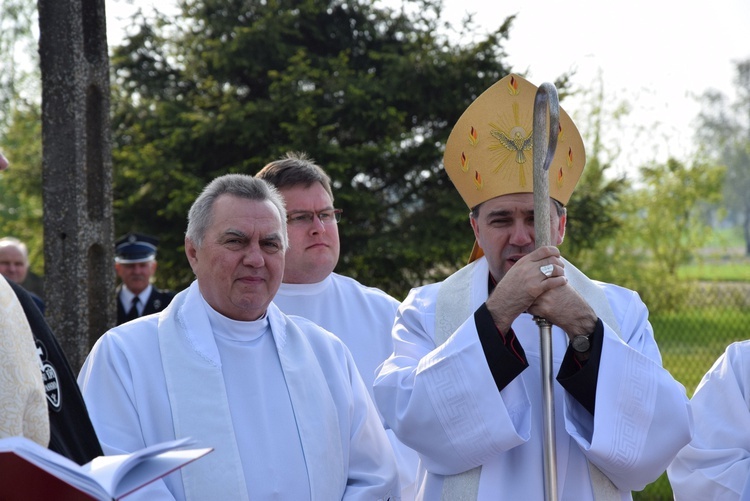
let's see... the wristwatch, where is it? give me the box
[571,334,591,353]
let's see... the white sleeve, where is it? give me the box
[78,334,177,500]
[341,347,402,499]
[668,342,750,500]
[373,287,531,475]
[569,286,693,491]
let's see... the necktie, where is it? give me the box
[126,296,140,322]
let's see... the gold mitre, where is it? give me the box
[443,73,585,210]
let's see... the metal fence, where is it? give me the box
[635,281,750,500]
[656,281,750,395]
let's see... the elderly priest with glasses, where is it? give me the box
[373,74,692,500]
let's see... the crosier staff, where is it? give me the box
[532,82,560,501]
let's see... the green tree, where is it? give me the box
[637,159,724,276]
[695,58,750,255]
[560,70,629,266]
[0,0,39,133]
[0,0,44,274]
[0,107,44,271]
[588,158,725,312]
[109,0,527,298]
[0,0,619,298]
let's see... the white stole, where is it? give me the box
[158,281,345,500]
[435,258,619,500]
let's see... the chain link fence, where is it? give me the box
[635,280,750,500]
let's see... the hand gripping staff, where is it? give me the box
[532,82,560,501]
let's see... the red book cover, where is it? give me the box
[0,436,212,501]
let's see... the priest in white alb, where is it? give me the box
[256,152,419,500]
[79,174,400,500]
[373,74,693,500]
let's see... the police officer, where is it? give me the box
[115,232,176,325]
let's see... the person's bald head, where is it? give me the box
[0,237,30,284]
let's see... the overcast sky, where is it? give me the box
[440,0,750,178]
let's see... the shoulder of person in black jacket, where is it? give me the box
[8,279,103,465]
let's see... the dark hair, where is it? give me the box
[255,151,334,201]
[470,198,566,219]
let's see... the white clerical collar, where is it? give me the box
[277,274,333,296]
[199,293,270,342]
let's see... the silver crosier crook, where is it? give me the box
[532,82,560,501]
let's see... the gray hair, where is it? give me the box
[186,174,288,249]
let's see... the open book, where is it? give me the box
[0,435,212,500]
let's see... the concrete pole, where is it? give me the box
[37,0,115,371]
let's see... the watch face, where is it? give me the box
[572,335,590,353]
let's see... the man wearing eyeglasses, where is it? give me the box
[256,152,419,500]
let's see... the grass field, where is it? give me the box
[700,225,745,253]
[678,261,750,282]
[679,226,748,282]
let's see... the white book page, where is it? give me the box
[112,448,213,499]
[80,437,195,494]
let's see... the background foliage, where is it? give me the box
[105,0,591,298]
[0,0,44,274]
[695,60,750,256]
[0,1,749,499]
